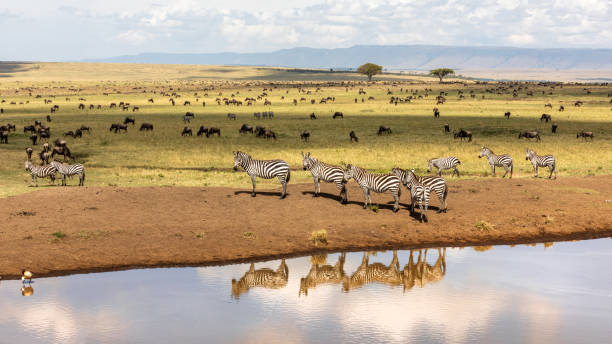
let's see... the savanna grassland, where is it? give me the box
[0,62,611,199]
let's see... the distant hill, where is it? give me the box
[85,45,612,70]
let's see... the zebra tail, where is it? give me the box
[286,169,291,183]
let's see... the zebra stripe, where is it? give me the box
[301,152,347,204]
[344,164,401,212]
[409,182,431,222]
[231,259,289,299]
[478,146,513,178]
[392,168,448,213]
[233,151,291,198]
[427,157,461,177]
[342,251,401,292]
[50,161,85,186]
[526,148,557,179]
[24,160,56,187]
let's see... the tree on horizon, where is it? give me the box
[357,63,383,81]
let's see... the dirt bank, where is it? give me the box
[1,176,611,278]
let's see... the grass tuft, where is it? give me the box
[311,229,328,245]
[474,220,493,231]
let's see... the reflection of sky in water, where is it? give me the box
[1,239,611,343]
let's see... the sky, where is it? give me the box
[1,0,611,61]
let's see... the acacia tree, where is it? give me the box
[357,63,383,81]
[430,68,455,83]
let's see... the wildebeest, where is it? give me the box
[181,127,193,136]
[34,120,42,127]
[504,111,511,119]
[64,130,75,138]
[559,105,564,112]
[79,125,91,133]
[0,130,7,144]
[255,126,266,137]
[333,112,343,119]
[148,98,154,103]
[184,101,191,106]
[310,112,317,120]
[433,107,440,118]
[132,106,139,112]
[110,123,128,133]
[26,147,33,160]
[574,100,583,107]
[30,133,38,145]
[551,123,558,133]
[377,126,392,135]
[577,131,594,141]
[46,115,52,122]
[239,124,253,134]
[24,125,36,133]
[264,129,276,140]
[52,146,72,161]
[540,114,552,122]
[518,131,541,141]
[300,130,310,142]
[197,126,208,136]
[206,127,221,138]
[139,123,153,131]
[74,129,83,138]
[544,103,552,108]
[444,123,450,133]
[39,151,50,165]
[349,131,358,143]
[124,117,135,125]
[227,113,237,120]
[453,129,472,142]
[78,103,85,110]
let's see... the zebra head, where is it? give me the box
[406,169,418,188]
[426,159,434,173]
[478,147,490,159]
[301,152,314,170]
[526,148,535,161]
[391,167,406,185]
[343,164,355,183]
[233,151,249,171]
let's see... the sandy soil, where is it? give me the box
[1,176,611,279]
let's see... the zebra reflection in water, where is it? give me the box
[403,248,446,291]
[342,251,403,292]
[231,259,289,299]
[299,253,347,296]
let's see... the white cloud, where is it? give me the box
[117,30,155,44]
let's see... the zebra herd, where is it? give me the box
[233,147,558,221]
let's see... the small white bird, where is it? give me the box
[21,270,33,284]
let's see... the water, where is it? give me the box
[1,239,611,344]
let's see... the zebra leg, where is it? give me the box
[491,164,496,177]
[62,174,66,186]
[313,177,319,197]
[280,175,287,199]
[361,188,369,209]
[549,165,555,179]
[533,163,538,178]
[250,174,257,197]
[437,168,442,177]
[454,167,460,177]
[502,165,509,178]
[337,182,347,204]
[392,190,399,213]
[30,175,35,187]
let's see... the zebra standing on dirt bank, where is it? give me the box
[408,179,431,222]
[24,160,56,187]
[50,161,85,186]
[233,151,291,198]
[478,147,513,178]
[343,164,401,212]
[392,168,448,213]
[526,148,557,179]
[302,152,348,204]
[427,157,461,177]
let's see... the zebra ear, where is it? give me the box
[307,152,311,157]
[233,151,237,156]
[301,151,304,157]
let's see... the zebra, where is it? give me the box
[50,161,85,186]
[526,148,557,179]
[342,251,402,292]
[299,253,346,296]
[24,160,56,187]
[302,152,347,204]
[233,151,290,199]
[478,146,513,178]
[427,157,461,177]
[407,178,431,222]
[231,259,288,299]
[343,164,401,212]
[392,168,448,213]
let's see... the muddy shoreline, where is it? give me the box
[1,176,611,279]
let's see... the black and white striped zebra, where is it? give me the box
[233,151,291,198]
[409,181,431,222]
[50,161,85,186]
[301,152,347,204]
[392,168,448,213]
[526,148,557,179]
[24,160,56,187]
[343,164,401,212]
[427,157,461,177]
[478,146,513,178]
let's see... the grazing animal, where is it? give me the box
[302,152,348,204]
[333,112,343,119]
[478,146,513,178]
[183,101,191,106]
[576,131,594,141]
[227,113,237,120]
[197,126,208,136]
[139,123,153,131]
[39,151,50,165]
[433,107,440,118]
[518,131,541,141]
[132,106,139,112]
[52,146,72,161]
[427,157,461,177]
[263,129,276,140]
[64,130,75,138]
[26,147,33,160]
[310,112,317,120]
[50,161,85,186]
[540,114,552,122]
[239,124,253,134]
[552,123,558,134]
[231,260,289,299]
[377,126,392,135]
[255,126,266,137]
[453,129,472,142]
[349,131,358,143]
[300,130,310,142]
[232,151,290,199]
[24,125,36,133]
[343,164,401,212]
[110,123,128,133]
[526,148,557,179]
[24,160,56,186]
[46,115,52,122]
[206,127,221,137]
[408,179,431,222]
[444,124,450,133]
[124,117,135,125]
[393,168,448,213]
[544,103,552,108]
[181,127,193,136]
[504,111,511,119]
[30,133,38,145]
[559,105,564,112]
[0,130,7,144]
[79,125,91,133]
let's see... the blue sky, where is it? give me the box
[1,0,610,61]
